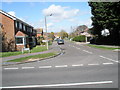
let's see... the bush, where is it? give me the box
[48,40,53,45]
[37,36,45,45]
[73,35,86,42]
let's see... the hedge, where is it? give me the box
[72,35,86,42]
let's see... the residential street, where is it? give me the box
[2,40,119,88]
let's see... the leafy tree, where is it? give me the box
[37,36,45,45]
[75,25,88,36]
[1,30,15,52]
[88,2,120,45]
[59,30,68,39]
[48,32,55,41]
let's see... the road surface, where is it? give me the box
[2,41,119,89]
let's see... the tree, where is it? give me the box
[59,30,68,39]
[37,36,45,45]
[75,25,88,36]
[1,30,15,52]
[48,32,55,41]
[88,2,120,45]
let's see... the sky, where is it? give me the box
[1,1,92,33]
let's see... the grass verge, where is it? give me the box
[1,46,47,58]
[7,52,57,62]
[87,44,120,50]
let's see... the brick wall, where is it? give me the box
[0,13,16,51]
[16,45,24,51]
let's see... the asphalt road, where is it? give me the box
[2,40,119,89]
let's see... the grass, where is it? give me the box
[87,44,120,50]
[7,52,56,62]
[1,46,47,58]
[30,46,47,53]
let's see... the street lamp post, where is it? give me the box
[44,16,48,50]
[44,14,52,50]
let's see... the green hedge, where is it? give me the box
[73,35,86,42]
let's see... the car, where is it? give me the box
[57,39,64,45]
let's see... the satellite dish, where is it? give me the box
[101,29,110,36]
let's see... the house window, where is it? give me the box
[26,27,29,32]
[23,25,26,31]
[30,28,32,32]
[19,23,22,29]
[28,27,31,32]
[16,37,23,44]
[15,21,18,28]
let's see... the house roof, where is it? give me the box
[0,9,33,28]
[0,9,16,20]
[15,31,27,37]
[35,28,43,33]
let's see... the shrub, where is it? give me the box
[73,35,86,42]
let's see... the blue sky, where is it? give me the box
[1,2,92,33]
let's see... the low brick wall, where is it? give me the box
[16,45,24,51]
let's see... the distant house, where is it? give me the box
[0,10,37,51]
[35,28,43,38]
[79,28,92,42]
[74,25,92,42]
[54,33,60,38]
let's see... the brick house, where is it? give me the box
[74,25,92,42]
[0,10,37,51]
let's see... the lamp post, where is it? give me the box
[44,14,52,50]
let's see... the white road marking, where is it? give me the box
[83,50,93,54]
[4,68,18,70]
[55,65,68,68]
[3,61,115,71]
[99,55,119,63]
[103,63,114,65]
[39,66,52,69]
[72,64,83,67]
[22,67,35,69]
[1,81,113,88]
[88,64,99,66]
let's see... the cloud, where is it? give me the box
[42,4,80,22]
[8,11,16,17]
[85,19,92,28]
[69,18,92,28]
[47,23,54,27]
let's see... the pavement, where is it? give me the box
[74,41,120,52]
[2,42,62,66]
[2,40,119,89]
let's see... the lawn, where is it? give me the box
[7,52,56,62]
[87,44,120,50]
[1,46,47,58]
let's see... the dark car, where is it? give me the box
[57,39,64,45]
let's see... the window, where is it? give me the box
[27,27,29,32]
[23,25,26,31]
[16,37,23,44]
[30,28,32,32]
[15,21,18,28]
[19,23,22,29]
[28,27,31,32]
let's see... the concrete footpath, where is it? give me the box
[75,42,119,47]
[2,42,61,65]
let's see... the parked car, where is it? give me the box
[57,39,64,45]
